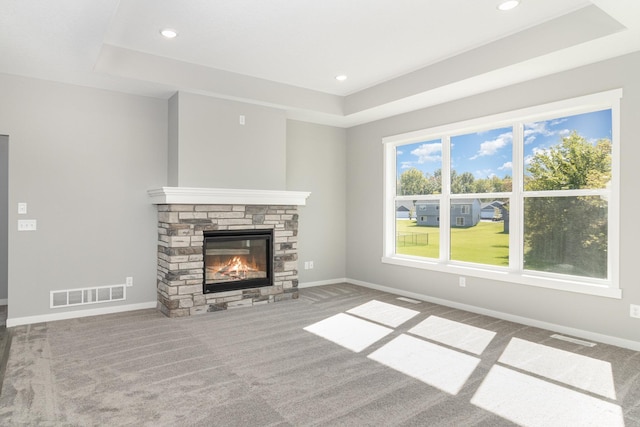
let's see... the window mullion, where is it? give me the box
[441,136,451,262]
[511,123,524,272]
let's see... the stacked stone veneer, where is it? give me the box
[156,204,299,317]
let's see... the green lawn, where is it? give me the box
[396,220,509,266]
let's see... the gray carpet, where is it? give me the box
[0,283,639,426]
[0,304,8,394]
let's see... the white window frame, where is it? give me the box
[382,89,622,299]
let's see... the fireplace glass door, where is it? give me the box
[203,229,273,293]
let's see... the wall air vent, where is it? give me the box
[50,284,126,309]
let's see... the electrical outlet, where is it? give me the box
[459,276,466,287]
[126,277,134,287]
[631,304,640,319]
[309,261,314,269]
[17,219,37,231]
[18,203,27,214]
[304,262,309,270]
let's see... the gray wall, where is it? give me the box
[346,52,640,343]
[287,120,347,284]
[171,92,287,190]
[168,93,179,186]
[4,48,637,346]
[0,135,7,301]
[0,74,344,321]
[0,74,167,319]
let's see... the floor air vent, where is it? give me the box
[50,284,126,308]
[550,334,596,347]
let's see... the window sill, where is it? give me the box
[381,255,622,299]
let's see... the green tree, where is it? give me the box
[473,178,492,193]
[524,132,611,278]
[491,175,512,192]
[428,169,442,194]
[398,168,429,195]
[526,131,611,191]
[487,175,513,192]
[452,171,475,193]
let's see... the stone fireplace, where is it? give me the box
[149,187,310,317]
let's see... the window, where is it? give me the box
[383,90,621,298]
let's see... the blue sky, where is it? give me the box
[396,109,612,180]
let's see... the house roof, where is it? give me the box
[1,1,638,127]
[416,199,478,205]
[481,201,506,210]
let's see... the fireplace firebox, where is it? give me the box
[203,229,273,293]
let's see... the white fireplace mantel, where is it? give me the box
[148,187,311,206]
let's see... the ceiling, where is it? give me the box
[1,0,639,127]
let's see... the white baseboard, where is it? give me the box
[346,277,640,352]
[7,279,639,352]
[298,278,348,288]
[6,301,157,328]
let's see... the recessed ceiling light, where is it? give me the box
[497,0,520,11]
[335,75,348,82]
[160,28,178,39]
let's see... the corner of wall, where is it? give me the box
[168,92,179,186]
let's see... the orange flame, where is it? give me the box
[227,256,248,276]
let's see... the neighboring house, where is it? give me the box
[480,200,510,233]
[415,201,440,226]
[396,205,410,219]
[396,201,414,219]
[415,199,481,227]
[481,201,506,220]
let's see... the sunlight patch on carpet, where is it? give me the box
[367,334,480,395]
[346,300,419,327]
[408,315,496,355]
[471,365,624,427]
[303,313,393,353]
[499,337,616,399]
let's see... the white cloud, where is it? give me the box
[396,150,403,155]
[524,120,571,144]
[400,161,413,169]
[499,161,512,171]
[524,122,553,138]
[470,132,512,160]
[411,142,442,163]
